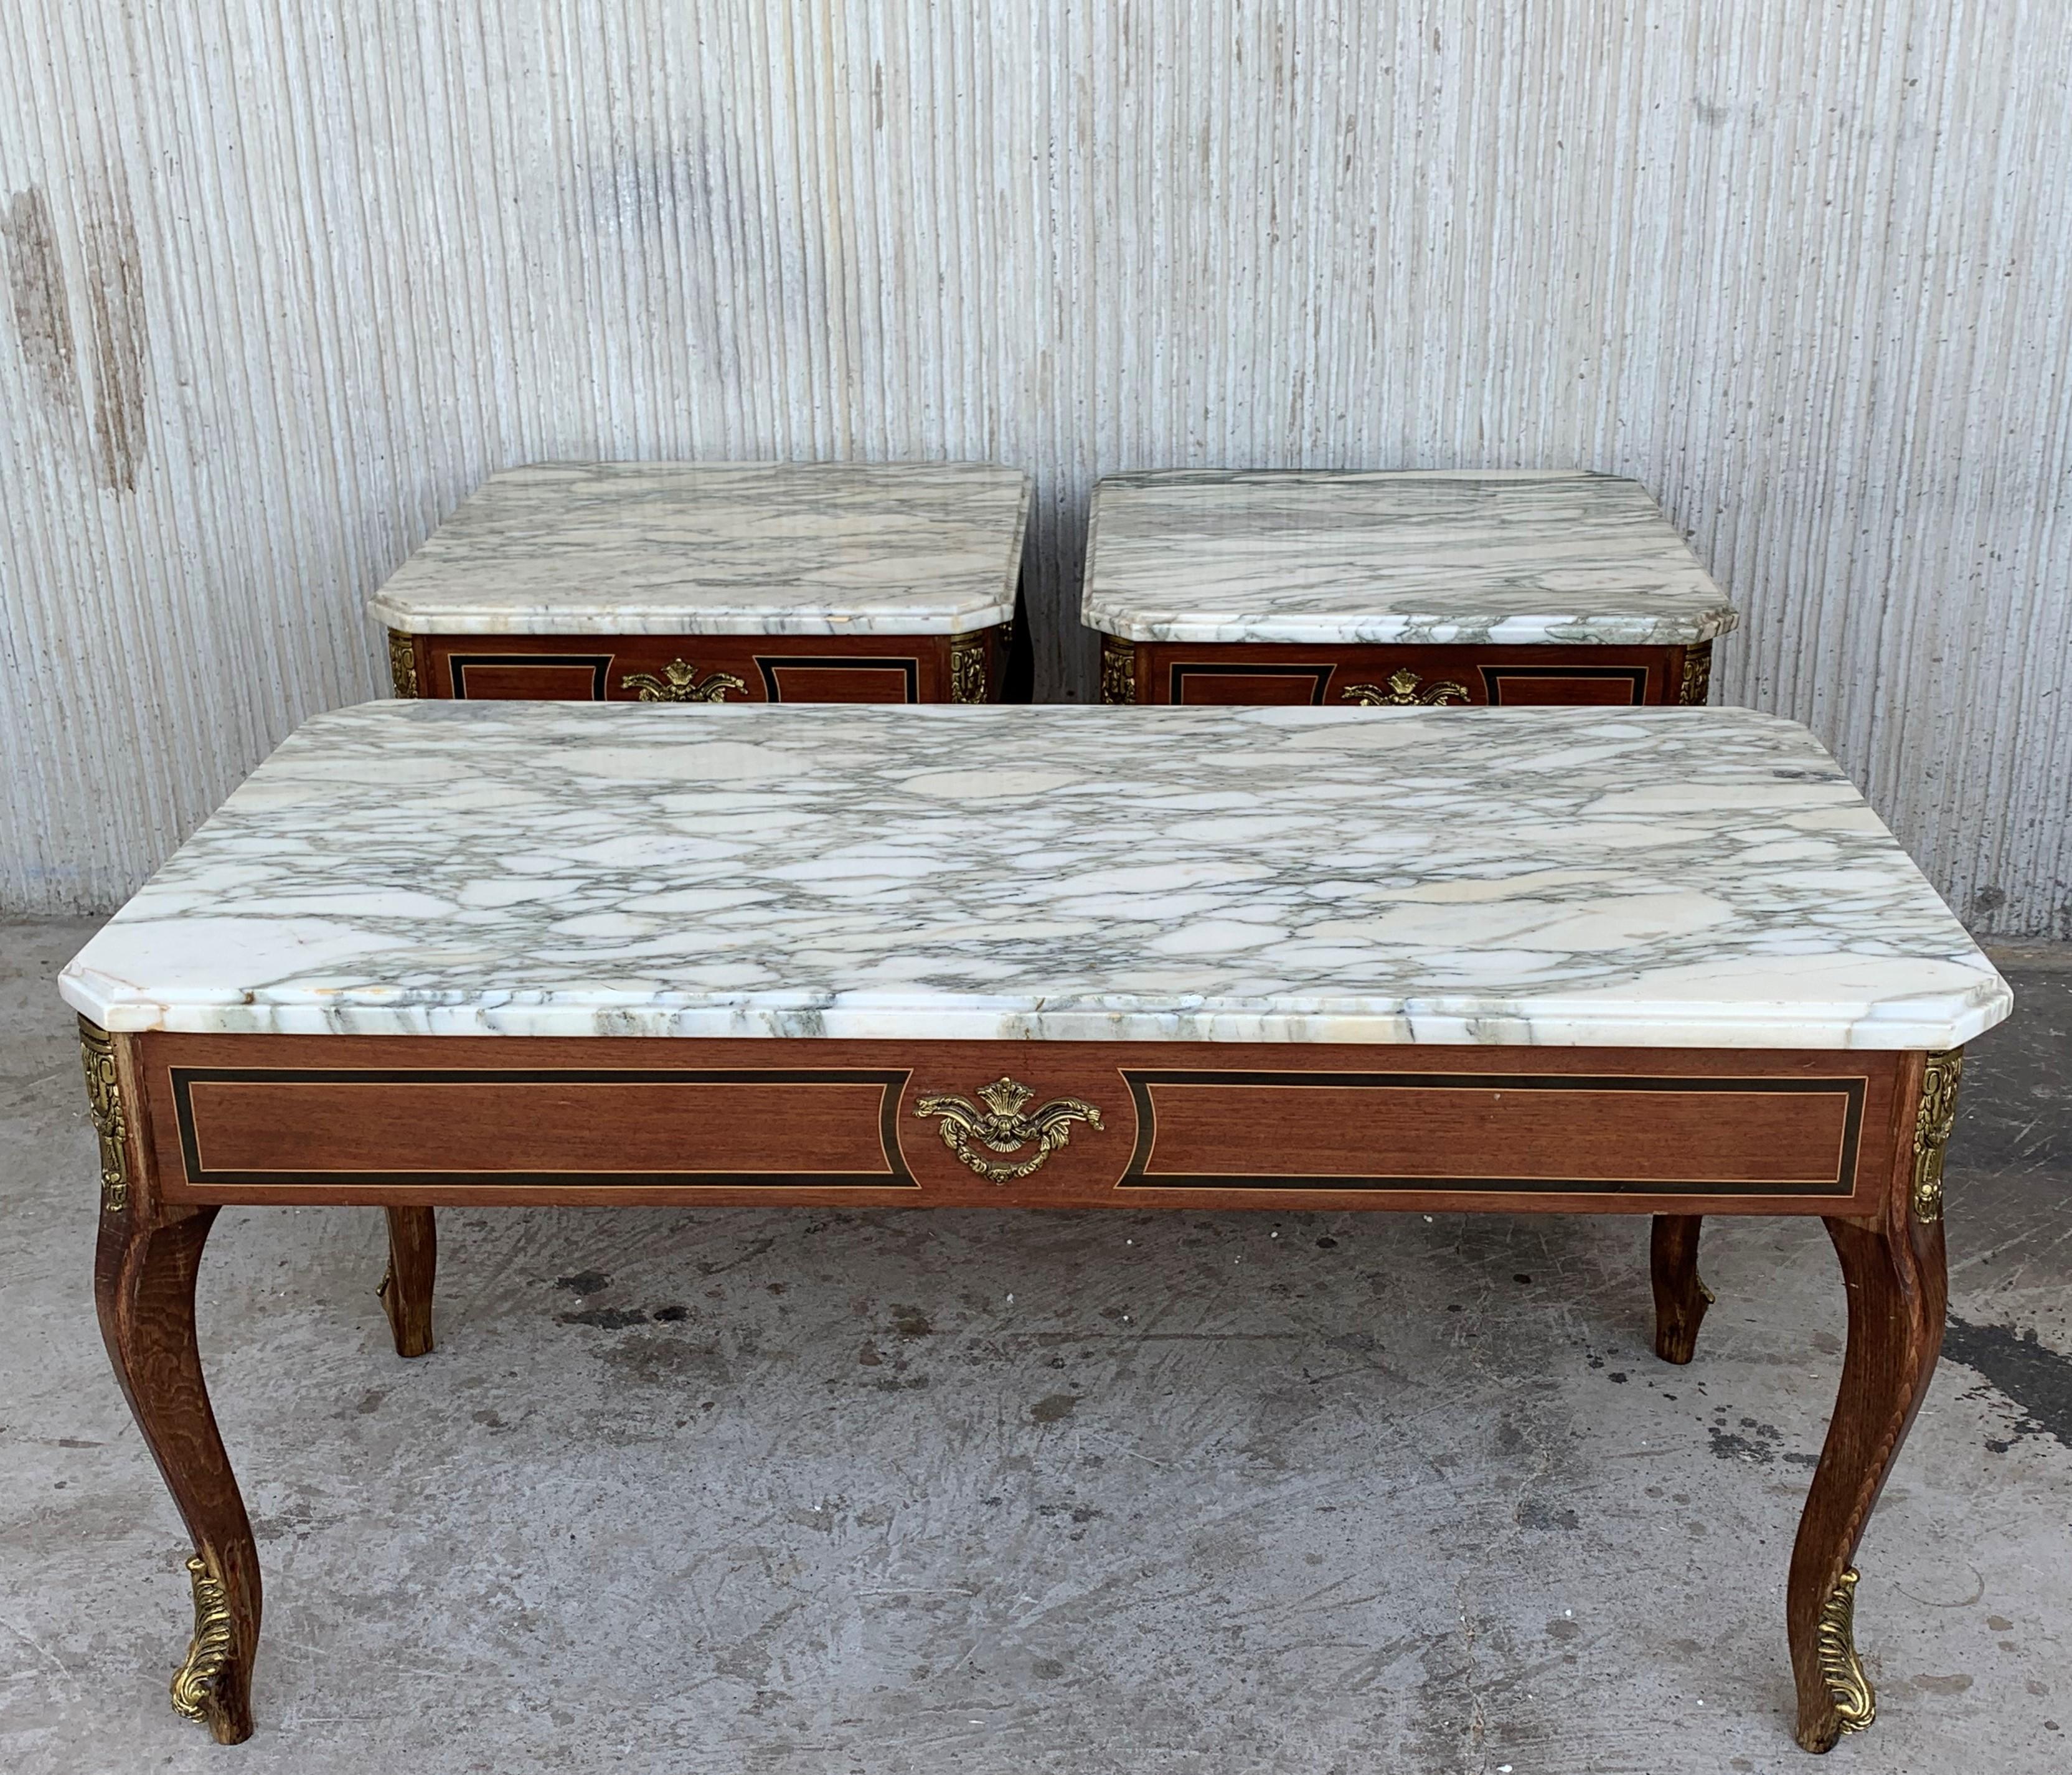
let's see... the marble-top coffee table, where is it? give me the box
[65,702,2008,1750]
[373,461,1030,704]
[1085,469,1737,708]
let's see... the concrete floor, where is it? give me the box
[1,921,2067,1774]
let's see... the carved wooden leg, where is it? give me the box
[379,1207,436,1357]
[1650,1214,1714,1364]
[95,1203,260,1744]
[1787,1207,1946,1752]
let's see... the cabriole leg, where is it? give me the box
[95,1203,261,1743]
[1787,1208,1946,1751]
[379,1207,436,1357]
[1650,1213,1714,1364]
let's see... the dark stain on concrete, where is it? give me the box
[81,164,147,491]
[1030,1392,1078,1424]
[558,1306,649,1330]
[1943,1314,2072,1452]
[2,186,81,424]
[1707,1411,1815,1467]
[1708,1424,1764,1461]
[603,1333,728,1385]
[1518,1497,1580,1532]
[1911,1672,1976,1695]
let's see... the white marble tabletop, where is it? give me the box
[1081,469,1739,646]
[64,702,2007,1050]
[370,461,1030,636]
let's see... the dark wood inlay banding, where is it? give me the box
[448,652,615,700]
[170,1066,916,1189]
[1119,1068,1866,1196]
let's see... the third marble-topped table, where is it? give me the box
[65,702,2008,1750]
[373,460,1030,704]
[1085,469,1737,707]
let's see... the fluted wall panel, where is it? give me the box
[3,2,2068,931]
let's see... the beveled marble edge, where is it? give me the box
[369,463,1030,636]
[370,592,1020,638]
[1079,601,1741,647]
[60,699,2009,1052]
[1080,468,1738,646]
[61,974,2009,1051]
[1113,469,1601,482]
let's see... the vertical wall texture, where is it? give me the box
[2,2,2068,931]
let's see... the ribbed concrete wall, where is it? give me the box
[2,2,2068,931]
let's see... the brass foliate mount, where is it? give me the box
[1100,634,1137,705]
[78,1020,130,1214]
[914,1076,1105,1184]
[169,1553,235,1725]
[1679,642,1714,707]
[1815,1566,1877,1736]
[949,633,989,704]
[386,629,420,698]
[620,659,747,703]
[1341,667,1471,707]
[1911,1048,1964,1223]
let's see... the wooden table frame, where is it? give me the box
[83,1025,1960,1751]
[388,623,1015,705]
[1098,634,1714,709]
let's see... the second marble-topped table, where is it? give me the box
[65,702,2008,1751]
[373,461,1030,704]
[1085,469,1738,708]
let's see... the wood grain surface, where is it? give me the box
[95,1200,259,1744]
[85,1024,1952,1749]
[1788,1051,1949,1751]
[1125,640,1687,706]
[135,1033,1901,1217]
[407,627,1004,704]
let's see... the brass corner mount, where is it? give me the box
[1911,1048,1963,1223]
[78,1020,130,1214]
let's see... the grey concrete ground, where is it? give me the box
[2,920,2067,1774]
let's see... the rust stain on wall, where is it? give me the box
[2,185,82,422]
[82,166,148,491]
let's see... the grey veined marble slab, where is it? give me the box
[1081,469,1739,646]
[63,702,2007,1050]
[370,461,1030,636]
